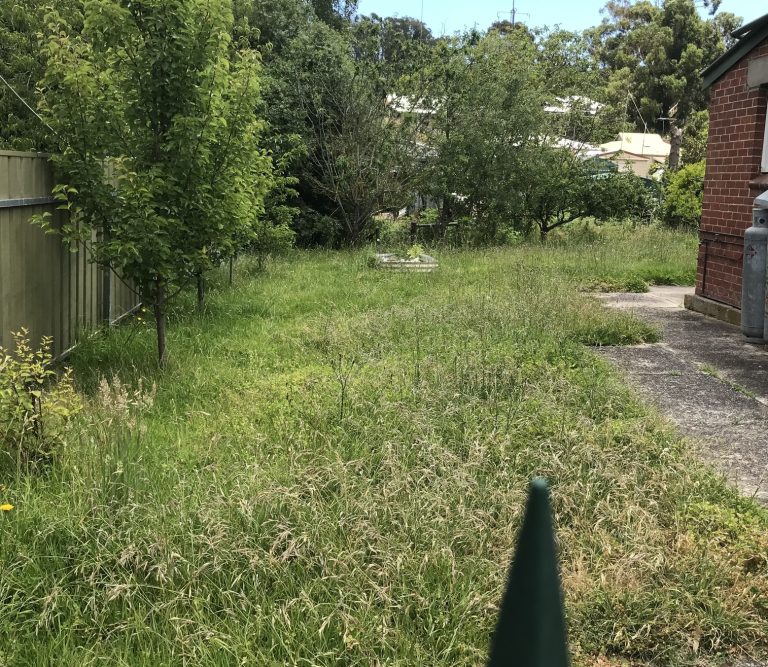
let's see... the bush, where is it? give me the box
[662,161,705,229]
[251,220,296,259]
[291,207,344,247]
[0,330,80,470]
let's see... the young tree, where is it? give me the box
[38,0,274,365]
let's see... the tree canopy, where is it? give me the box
[587,0,741,131]
[0,0,83,150]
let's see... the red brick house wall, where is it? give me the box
[697,38,768,308]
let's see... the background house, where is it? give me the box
[597,133,670,178]
[690,13,768,315]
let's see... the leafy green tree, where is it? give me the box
[535,28,626,144]
[311,0,358,28]
[680,109,708,166]
[587,0,741,131]
[38,0,274,365]
[419,30,655,242]
[537,29,595,99]
[430,32,546,242]
[520,148,656,239]
[661,160,704,228]
[274,21,429,245]
[352,14,433,72]
[232,0,311,57]
[0,0,82,150]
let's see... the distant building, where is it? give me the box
[597,133,671,178]
[689,13,768,314]
[386,94,439,116]
[544,96,604,116]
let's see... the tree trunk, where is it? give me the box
[153,281,167,368]
[540,224,549,242]
[439,197,452,237]
[229,257,234,286]
[196,272,205,311]
[668,125,683,172]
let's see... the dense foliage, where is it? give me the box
[586,0,740,130]
[36,0,276,364]
[661,160,706,228]
[0,0,738,351]
[0,0,83,150]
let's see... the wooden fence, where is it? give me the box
[0,150,138,358]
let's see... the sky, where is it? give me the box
[355,0,767,36]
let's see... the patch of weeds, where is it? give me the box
[0,330,81,474]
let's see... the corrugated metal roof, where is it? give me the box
[599,133,671,158]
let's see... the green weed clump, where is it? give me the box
[1,232,764,666]
[0,329,80,472]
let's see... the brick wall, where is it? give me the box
[697,38,768,308]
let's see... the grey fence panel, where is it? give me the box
[0,151,139,357]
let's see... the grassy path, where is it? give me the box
[2,228,767,666]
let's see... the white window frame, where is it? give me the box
[762,103,768,173]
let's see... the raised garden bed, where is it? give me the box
[373,253,438,272]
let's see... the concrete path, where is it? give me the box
[595,286,768,504]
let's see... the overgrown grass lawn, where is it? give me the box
[3,228,767,666]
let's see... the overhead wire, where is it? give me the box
[0,70,59,139]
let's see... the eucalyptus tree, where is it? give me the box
[587,0,741,132]
[38,0,274,365]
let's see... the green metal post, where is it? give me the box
[487,477,570,667]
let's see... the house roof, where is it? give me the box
[599,133,671,158]
[702,13,768,89]
[386,94,438,115]
[597,149,664,163]
[543,96,604,116]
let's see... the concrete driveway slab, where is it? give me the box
[596,287,768,505]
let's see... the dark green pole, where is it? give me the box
[487,477,570,667]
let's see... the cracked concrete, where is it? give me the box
[595,286,768,505]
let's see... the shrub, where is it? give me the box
[662,161,705,229]
[0,330,80,470]
[291,207,344,247]
[250,220,296,267]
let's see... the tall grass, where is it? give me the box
[2,228,764,666]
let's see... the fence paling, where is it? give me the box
[0,150,138,357]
